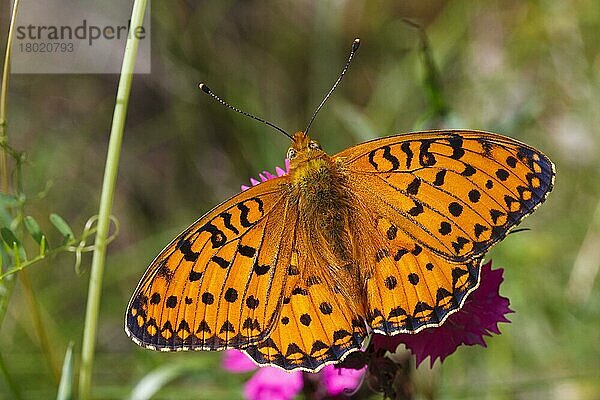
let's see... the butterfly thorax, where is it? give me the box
[288,131,365,306]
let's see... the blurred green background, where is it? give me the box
[1,0,599,399]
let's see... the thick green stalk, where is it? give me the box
[0,0,20,334]
[1,0,19,192]
[78,1,147,399]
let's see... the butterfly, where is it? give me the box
[125,39,555,372]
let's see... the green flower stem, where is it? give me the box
[78,1,147,399]
[0,0,19,193]
[0,0,20,335]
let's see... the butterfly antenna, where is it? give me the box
[198,83,294,141]
[305,38,360,135]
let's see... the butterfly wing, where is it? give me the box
[356,210,483,334]
[337,130,555,262]
[244,222,368,371]
[336,130,554,333]
[125,177,298,351]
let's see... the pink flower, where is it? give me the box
[373,261,513,367]
[222,350,257,373]
[223,351,366,399]
[223,347,303,400]
[320,364,365,396]
[243,367,303,400]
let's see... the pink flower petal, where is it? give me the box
[243,367,303,400]
[242,160,289,190]
[320,365,366,396]
[374,261,513,367]
[222,350,257,373]
[261,171,276,180]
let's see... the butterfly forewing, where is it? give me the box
[337,130,555,262]
[126,177,297,350]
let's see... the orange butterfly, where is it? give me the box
[125,39,554,372]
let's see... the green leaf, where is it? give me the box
[56,342,74,400]
[0,229,26,263]
[24,216,44,245]
[128,363,190,400]
[0,227,21,249]
[49,214,74,243]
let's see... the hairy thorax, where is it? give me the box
[289,156,365,305]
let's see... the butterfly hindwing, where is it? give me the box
[337,130,555,262]
[362,212,481,334]
[244,230,368,371]
[125,177,297,350]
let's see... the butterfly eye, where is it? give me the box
[308,141,321,150]
[286,148,297,160]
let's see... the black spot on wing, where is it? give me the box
[253,261,271,276]
[406,177,421,195]
[384,276,398,290]
[439,221,452,235]
[150,293,160,304]
[419,140,436,166]
[448,202,463,217]
[408,200,424,216]
[400,142,413,168]
[433,170,447,186]
[188,270,203,282]
[166,295,177,308]
[394,248,408,261]
[382,146,400,171]
[211,255,229,269]
[448,135,465,160]
[299,314,312,326]
[238,244,257,258]
[496,168,509,181]
[246,296,260,309]
[224,288,238,303]
[411,244,422,256]
[319,302,333,315]
[201,292,214,305]
[196,222,226,249]
[386,225,398,240]
[219,212,239,235]
[177,238,199,261]
[461,164,476,177]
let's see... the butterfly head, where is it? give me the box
[286,131,327,170]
